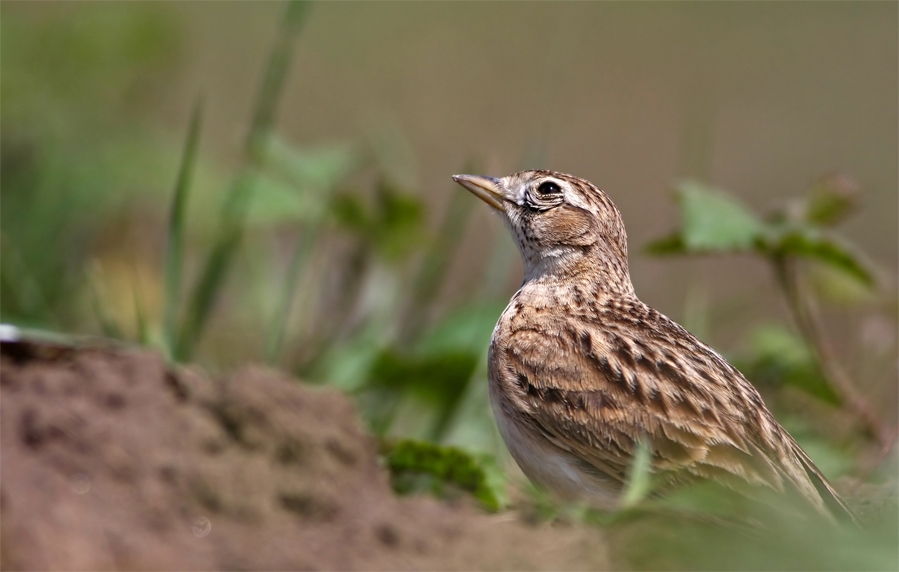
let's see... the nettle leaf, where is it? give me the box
[384,439,502,511]
[648,182,874,288]
[678,181,764,252]
[761,227,873,287]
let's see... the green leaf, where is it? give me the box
[677,181,764,252]
[808,264,876,305]
[364,344,481,441]
[331,192,371,232]
[761,227,873,287]
[375,182,424,261]
[332,182,425,262]
[384,439,503,511]
[248,142,357,228]
[87,262,123,340]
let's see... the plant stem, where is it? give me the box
[265,222,321,364]
[246,0,309,161]
[175,1,309,361]
[163,97,203,355]
[772,255,890,446]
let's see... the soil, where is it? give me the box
[0,340,609,571]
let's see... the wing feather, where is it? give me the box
[495,302,853,520]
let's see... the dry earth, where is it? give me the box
[0,341,609,570]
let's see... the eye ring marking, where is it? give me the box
[536,181,562,196]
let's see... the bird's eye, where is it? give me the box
[536,181,562,196]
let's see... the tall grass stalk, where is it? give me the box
[132,272,150,346]
[163,97,203,357]
[87,262,123,340]
[264,217,326,364]
[175,0,310,361]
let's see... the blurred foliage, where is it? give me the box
[805,173,861,227]
[332,179,425,263]
[647,180,872,286]
[174,0,311,362]
[1,3,896,570]
[620,439,654,509]
[636,176,897,569]
[1,4,187,332]
[383,439,505,511]
[0,0,511,492]
[163,98,203,355]
[606,480,898,571]
[647,178,890,446]
[735,323,840,405]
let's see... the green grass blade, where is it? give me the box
[262,232,305,364]
[246,0,310,161]
[175,1,310,362]
[264,223,319,364]
[163,97,203,356]
[621,439,653,508]
[86,262,122,340]
[133,275,150,347]
[175,172,257,361]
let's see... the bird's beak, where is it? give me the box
[452,174,505,211]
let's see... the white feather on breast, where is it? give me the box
[488,378,621,510]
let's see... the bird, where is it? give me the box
[452,170,854,522]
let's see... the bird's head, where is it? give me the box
[453,170,633,293]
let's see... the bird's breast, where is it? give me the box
[487,373,621,507]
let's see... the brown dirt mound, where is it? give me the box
[0,341,609,571]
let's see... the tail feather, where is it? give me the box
[793,443,859,525]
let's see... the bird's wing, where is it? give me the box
[496,306,848,519]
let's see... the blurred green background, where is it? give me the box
[2,2,897,567]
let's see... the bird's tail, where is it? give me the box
[792,443,859,525]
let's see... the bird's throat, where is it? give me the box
[521,244,635,297]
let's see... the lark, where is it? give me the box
[453,170,854,521]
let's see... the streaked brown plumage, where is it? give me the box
[453,170,853,521]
